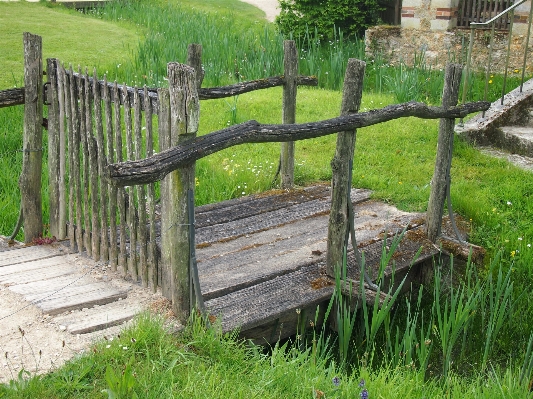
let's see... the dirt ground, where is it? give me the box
[0,239,178,384]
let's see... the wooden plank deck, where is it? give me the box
[0,184,455,343]
[192,184,442,343]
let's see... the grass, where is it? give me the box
[1,0,533,396]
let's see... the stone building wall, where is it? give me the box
[366,0,533,74]
[365,25,533,75]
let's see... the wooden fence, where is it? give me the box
[1,33,490,322]
[458,0,513,29]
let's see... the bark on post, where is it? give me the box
[46,58,60,239]
[426,63,463,242]
[280,40,297,189]
[161,63,199,321]
[326,59,366,277]
[20,33,43,243]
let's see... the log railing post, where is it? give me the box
[160,62,199,321]
[187,43,204,89]
[426,63,463,242]
[280,40,298,189]
[46,58,60,239]
[20,32,43,243]
[326,59,366,277]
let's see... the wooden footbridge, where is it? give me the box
[0,34,488,343]
[1,184,457,343]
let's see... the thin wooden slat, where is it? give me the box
[57,64,67,240]
[78,70,91,256]
[85,69,100,260]
[114,82,127,274]
[94,69,109,262]
[144,86,157,291]
[36,285,127,316]
[65,66,77,252]
[103,76,116,269]
[157,88,170,294]
[133,87,148,287]
[46,59,60,239]
[70,67,84,253]
[52,301,141,335]
[123,85,138,282]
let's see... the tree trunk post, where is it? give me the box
[20,33,43,243]
[161,62,199,321]
[187,43,204,89]
[426,63,463,242]
[326,59,366,277]
[281,40,297,189]
[46,58,60,239]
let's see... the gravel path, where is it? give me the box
[239,0,280,22]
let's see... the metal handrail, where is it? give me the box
[470,0,526,27]
[461,0,532,119]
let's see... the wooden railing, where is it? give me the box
[1,33,491,323]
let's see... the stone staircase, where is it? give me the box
[455,78,533,172]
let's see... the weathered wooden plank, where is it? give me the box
[53,301,141,334]
[205,264,334,333]
[197,202,421,300]
[24,282,121,303]
[0,255,72,277]
[0,246,62,266]
[195,184,333,228]
[193,188,371,245]
[8,274,95,295]
[0,264,78,285]
[36,286,127,315]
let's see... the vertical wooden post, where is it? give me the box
[46,58,60,239]
[326,59,366,277]
[161,63,199,321]
[280,40,297,189]
[20,32,43,243]
[187,43,204,89]
[426,63,463,242]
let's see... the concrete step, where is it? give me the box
[497,125,533,157]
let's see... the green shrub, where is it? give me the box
[276,0,383,40]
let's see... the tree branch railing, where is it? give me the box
[108,100,490,187]
[0,75,318,110]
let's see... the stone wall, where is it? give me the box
[365,25,533,75]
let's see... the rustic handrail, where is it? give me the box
[108,100,490,186]
[0,75,317,110]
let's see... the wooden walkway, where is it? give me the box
[0,185,450,343]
